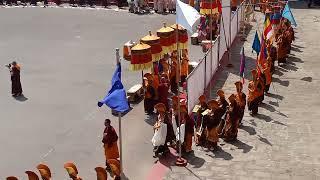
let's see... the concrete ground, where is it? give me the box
[164,1,320,180]
[0,7,188,179]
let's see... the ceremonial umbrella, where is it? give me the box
[141,31,163,62]
[130,42,153,71]
[157,23,175,55]
[171,24,189,50]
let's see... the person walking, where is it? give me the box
[102,119,120,172]
[6,61,23,97]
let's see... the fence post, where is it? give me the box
[204,56,207,95]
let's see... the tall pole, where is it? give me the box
[208,0,213,99]
[175,24,187,167]
[227,0,233,67]
[176,24,182,160]
[116,48,124,178]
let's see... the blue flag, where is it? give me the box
[282,3,297,27]
[98,63,129,113]
[252,31,261,55]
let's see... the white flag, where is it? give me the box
[176,0,201,33]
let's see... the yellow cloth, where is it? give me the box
[104,142,119,160]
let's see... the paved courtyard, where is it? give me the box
[1,1,320,180]
[164,1,320,180]
[0,7,180,179]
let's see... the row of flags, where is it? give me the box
[240,3,297,83]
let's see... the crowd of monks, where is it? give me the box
[5,161,118,180]
[151,17,295,156]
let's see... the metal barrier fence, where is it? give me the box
[187,2,244,112]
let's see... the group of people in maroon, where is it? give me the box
[148,17,295,158]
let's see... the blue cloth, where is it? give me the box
[282,3,297,27]
[252,31,261,55]
[98,63,129,113]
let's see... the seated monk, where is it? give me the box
[36,163,51,180]
[223,94,240,141]
[25,171,40,180]
[64,162,82,180]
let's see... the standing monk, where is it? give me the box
[276,33,287,64]
[206,100,223,150]
[235,81,246,125]
[194,95,208,146]
[263,58,272,93]
[248,70,260,116]
[7,61,23,97]
[158,77,170,109]
[144,74,156,114]
[223,94,240,141]
[180,104,194,153]
[170,62,178,94]
[102,119,119,171]
[180,58,189,84]
[217,89,229,135]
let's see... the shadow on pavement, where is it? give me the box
[184,166,203,180]
[257,135,272,146]
[272,77,290,87]
[13,94,28,102]
[265,92,284,100]
[239,124,257,135]
[291,46,303,53]
[273,68,284,76]
[144,114,156,126]
[183,151,205,168]
[228,139,253,153]
[207,146,233,160]
[260,102,276,112]
[272,120,288,127]
[248,119,257,127]
[256,113,273,122]
[268,101,279,107]
[301,76,313,82]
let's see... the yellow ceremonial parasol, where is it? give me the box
[200,0,222,15]
[157,23,175,54]
[130,42,153,71]
[141,31,163,62]
[171,24,189,50]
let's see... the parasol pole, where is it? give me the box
[208,0,213,99]
[175,23,187,167]
[115,48,124,178]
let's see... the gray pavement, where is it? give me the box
[165,1,320,180]
[0,8,186,179]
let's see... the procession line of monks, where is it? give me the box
[151,17,295,155]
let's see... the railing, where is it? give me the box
[186,2,245,112]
